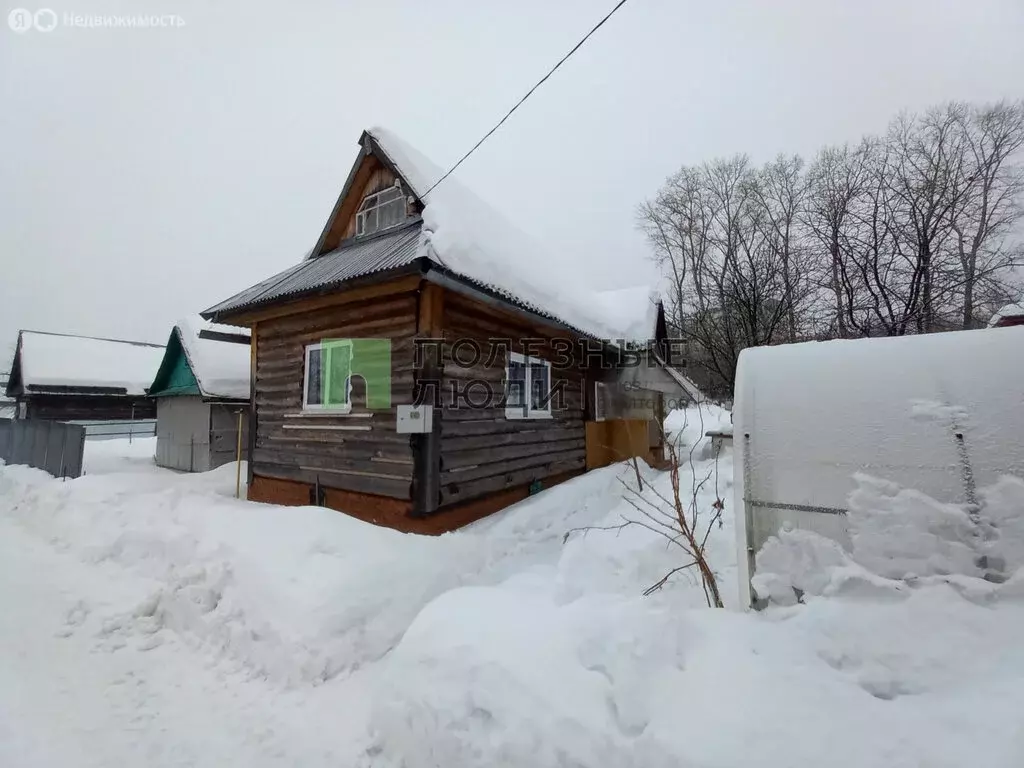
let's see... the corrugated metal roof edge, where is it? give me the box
[200,259,428,324]
[202,255,613,342]
[201,222,424,321]
[203,259,640,351]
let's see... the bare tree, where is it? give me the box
[641,100,1024,388]
[949,101,1024,328]
[804,144,870,338]
[886,105,975,332]
[638,156,791,391]
[751,155,811,343]
[564,407,725,607]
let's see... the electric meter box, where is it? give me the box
[396,404,433,434]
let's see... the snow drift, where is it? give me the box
[4,409,1024,767]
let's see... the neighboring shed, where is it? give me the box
[0,372,14,419]
[988,301,1024,328]
[148,317,251,472]
[202,127,695,533]
[732,326,1024,607]
[5,330,164,421]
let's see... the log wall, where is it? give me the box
[437,292,588,508]
[251,286,418,499]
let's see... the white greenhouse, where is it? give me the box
[733,325,1024,606]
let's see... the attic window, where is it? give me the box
[356,184,406,237]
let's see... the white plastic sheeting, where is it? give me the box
[733,326,1024,606]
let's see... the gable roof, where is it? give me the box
[149,316,250,401]
[5,330,165,397]
[203,128,660,344]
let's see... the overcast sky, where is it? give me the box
[1,0,1022,362]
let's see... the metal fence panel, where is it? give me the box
[0,419,87,478]
[31,421,51,470]
[11,422,29,465]
[0,419,11,462]
[62,424,86,478]
[45,425,66,476]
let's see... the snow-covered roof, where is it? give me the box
[651,352,706,403]
[10,331,165,396]
[988,301,1024,327]
[204,128,663,345]
[367,127,659,342]
[172,316,251,401]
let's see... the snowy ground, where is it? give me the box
[1,409,1023,767]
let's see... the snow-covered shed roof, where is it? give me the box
[6,330,165,397]
[149,316,250,401]
[988,301,1024,328]
[204,128,661,344]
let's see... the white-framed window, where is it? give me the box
[505,351,553,419]
[303,340,353,412]
[593,381,608,422]
[355,183,406,237]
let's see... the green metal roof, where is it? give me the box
[148,332,200,397]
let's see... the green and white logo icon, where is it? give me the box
[320,338,392,409]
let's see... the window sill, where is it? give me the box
[293,408,355,417]
[505,408,553,421]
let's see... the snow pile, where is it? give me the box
[664,402,732,460]
[7,412,1024,767]
[14,330,165,395]
[753,472,1024,606]
[175,315,250,400]
[371,589,688,768]
[1,438,692,686]
[364,406,737,766]
[847,473,982,579]
[368,127,658,343]
[981,476,1024,572]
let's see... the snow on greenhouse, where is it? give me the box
[733,325,1024,606]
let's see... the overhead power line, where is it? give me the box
[421,0,634,199]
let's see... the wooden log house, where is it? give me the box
[5,330,164,422]
[203,128,696,533]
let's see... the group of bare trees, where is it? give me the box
[639,101,1024,394]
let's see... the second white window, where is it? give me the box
[505,351,552,419]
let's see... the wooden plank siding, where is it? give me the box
[250,285,419,499]
[436,291,588,508]
[21,394,156,421]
